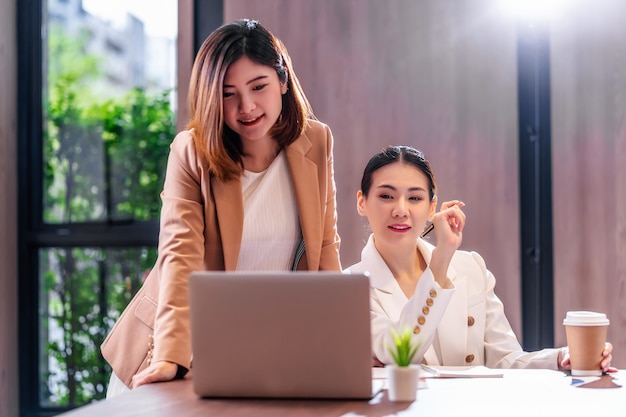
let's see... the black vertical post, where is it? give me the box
[517,21,555,351]
[18,0,44,414]
[194,0,223,53]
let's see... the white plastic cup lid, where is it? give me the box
[563,311,610,326]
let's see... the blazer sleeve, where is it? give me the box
[151,131,206,369]
[474,252,561,369]
[318,124,341,270]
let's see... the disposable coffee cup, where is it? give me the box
[563,311,609,376]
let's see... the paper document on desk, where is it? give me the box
[422,365,504,378]
[371,365,504,379]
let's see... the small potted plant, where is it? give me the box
[386,326,421,401]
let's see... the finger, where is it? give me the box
[131,373,147,389]
[441,200,465,211]
[131,365,159,388]
[448,211,465,232]
[139,370,161,386]
[132,367,163,388]
[132,377,145,388]
[440,200,460,210]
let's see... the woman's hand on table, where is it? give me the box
[131,360,179,388]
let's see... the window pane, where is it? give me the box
[45,0,177,223]
[39,247,157,407]
[40,0,176,408]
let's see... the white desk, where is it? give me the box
[59,369,625,417]
[410,369,624,416]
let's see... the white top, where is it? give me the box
[237,151,300,271]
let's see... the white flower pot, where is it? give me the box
[386,364,420,402]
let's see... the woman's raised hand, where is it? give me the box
[428,200,466,288]
[432,200,466,253]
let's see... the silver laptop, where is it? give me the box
[188,270,379,399]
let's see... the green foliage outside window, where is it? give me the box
[45,25,174,223]
[41,24,175,406]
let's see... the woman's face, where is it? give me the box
[222,56,287,144]
[357,162,436,250]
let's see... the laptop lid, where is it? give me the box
[189,271,375,399]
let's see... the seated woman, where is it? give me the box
[347,145,613,370]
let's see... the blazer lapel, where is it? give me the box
[285,134,321,269]
[364,237,407,320]
[211,175,244,271]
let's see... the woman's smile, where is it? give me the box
[238,114,263,126]
[388,223,411,233]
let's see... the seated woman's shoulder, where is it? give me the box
[451,249,488,272]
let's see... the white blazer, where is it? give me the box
[348,235,560,369]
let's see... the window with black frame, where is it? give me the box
[19,0,178,412]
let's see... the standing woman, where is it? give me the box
[102,19,341,396]
[347,146,613,371]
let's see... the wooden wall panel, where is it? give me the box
[0,0,19,414]
[551,1,626,367]
[224,0,523,338]
[177,0,194,132]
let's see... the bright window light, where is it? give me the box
[499,0,576,22]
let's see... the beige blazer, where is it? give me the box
[101,120,342,387]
